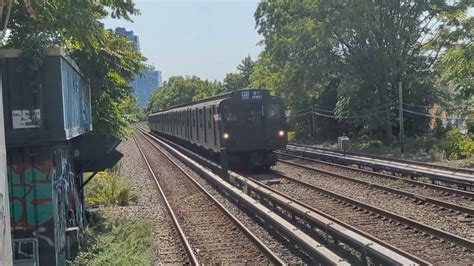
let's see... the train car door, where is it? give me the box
[195,108,199,142]
[203,106,208,144]
[188,108,192,141]
[180,110,183,138]
[213,106,218,148]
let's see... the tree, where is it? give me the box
[146,76,222,113]
[223,56,255,92]
[4,0,145,137]
[254,0,471,143]
[436,14,473,100]
[70,29,145,137]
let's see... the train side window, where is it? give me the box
[213,106,217,145]
[203,107,207,143]
[188,109,194,139]
[199,109,203,128]
[208,108,212,129]
[196,109,199,140]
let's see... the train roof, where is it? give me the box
[148,88,270,116]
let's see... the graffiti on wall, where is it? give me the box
[8,161,53,228]
[8,145,85,265]
[8,158,55,264]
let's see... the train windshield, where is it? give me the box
[266,104,282,119]
[246,105,263,124]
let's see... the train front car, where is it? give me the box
[219,89,287,169]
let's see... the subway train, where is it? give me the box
[148,89,288,169]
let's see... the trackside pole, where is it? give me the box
[217,115,229,179]
[220,148,229,179]
[398,81,404,158]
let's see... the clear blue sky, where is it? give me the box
[103,0,262,82]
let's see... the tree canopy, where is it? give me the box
[252,0,472,142]
[223,56,255,92]
[146,56,256,113]
[146,76,222,113]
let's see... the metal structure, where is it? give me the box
[148,89,288,168]
[285,143,474,189]
[1,48,121,265]
[1,48,92,147]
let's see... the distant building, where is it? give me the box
[131,67,162,107]
[115,27,140,51]
[115,27,162,107]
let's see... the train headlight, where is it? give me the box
[223,133,230,139]
[278,130,285,137]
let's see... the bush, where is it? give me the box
[429,146,445,161]
[287,131,296,141]
[73,215,152,265]
[437,128,474,159]
[354,139,388,154]
[85,171,138,206]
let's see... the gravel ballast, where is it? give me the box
[111,136,189,264]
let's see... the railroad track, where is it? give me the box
[246,170,474,264]
[289,143,474,176]
[277,153,474,211]
[284,143,474,189]
[276,156,474,240]
[133,131,283,264]
[136,125,429,265]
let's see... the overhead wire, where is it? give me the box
[290,106,472,121]
[403,102,474,112]
[402,108,473,121]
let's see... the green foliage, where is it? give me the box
[223,56,255,92]
[437,43,474,99]
[5,0,145,138]
[74,215,152,265]
[437,128,474,159]
[85,171,138,206]
[146,56,257,113]
[7,0,139,48]
[70,29,145,137]
[146,76,222,113]
[467,116,474,134]
[253,0,471,142]
[287,131,295,141]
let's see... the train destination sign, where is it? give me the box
[241,90,262,100]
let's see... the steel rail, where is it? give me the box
[288,142,474,175]
[231,171,428,265]
[137,126,425,265]
[270,170,474,251]
[278,158,474,215]
[132,135,199,265]
[284,144,474,188]
[276,152,474,199]
[135,129,286,265]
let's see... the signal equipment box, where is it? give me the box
[0,48,92,147]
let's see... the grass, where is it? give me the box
[72,213,152,266]
[85,170,138,206]
[71,168,151,265]
[293,134,474,168]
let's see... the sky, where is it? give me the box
[103,0,262,82]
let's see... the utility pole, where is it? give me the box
[310,109,315,142]
[398,81,404,157]
[311,104,316,143]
